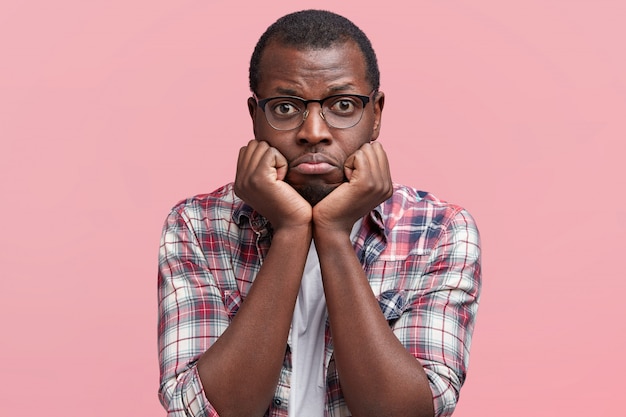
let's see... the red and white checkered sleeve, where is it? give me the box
[395,208,481,417]
[157,207,227,417]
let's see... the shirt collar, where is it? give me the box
[232,201,268,232]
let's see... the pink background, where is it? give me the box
[1,1,624,416]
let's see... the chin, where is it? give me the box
[293,184,337,206]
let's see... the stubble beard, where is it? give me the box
[285,160,346,206]
[292,183,337,206]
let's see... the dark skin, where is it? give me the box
[197,40,435,417]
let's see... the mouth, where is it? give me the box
[289,153,340,176]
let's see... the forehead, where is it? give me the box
[256,40,370,96]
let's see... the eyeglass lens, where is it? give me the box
[263,95,368,130]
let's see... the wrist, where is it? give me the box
[273,223,313,240]
[312,224,352,246]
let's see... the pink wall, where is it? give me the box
[1,1,624,415]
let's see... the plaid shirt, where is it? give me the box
[158,182,481,417]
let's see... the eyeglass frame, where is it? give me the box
[253,90,377,131]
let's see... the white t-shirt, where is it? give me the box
[288,220,361,417]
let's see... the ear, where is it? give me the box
[247,97,259,137]
[370,91,385,141]
[247,97,257,119]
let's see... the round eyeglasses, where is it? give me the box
[255,91,374,131]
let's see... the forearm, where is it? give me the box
[197,225,312,417]
[315,228,434,417]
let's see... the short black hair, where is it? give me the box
[249,9,380,94]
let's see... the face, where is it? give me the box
[248,40,384,205]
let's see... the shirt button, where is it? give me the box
[273,398,282,406]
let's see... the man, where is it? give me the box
[158,9,481,417]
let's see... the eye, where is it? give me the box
[270,100,301,117]
[328,97,358,115]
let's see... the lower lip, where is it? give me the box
[293,162,336,175]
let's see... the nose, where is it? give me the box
[297,103,332,145]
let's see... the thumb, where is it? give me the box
[344,153,356,181]
[271,148,289,181]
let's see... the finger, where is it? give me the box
[236,143,253,183]
[370,142,390,177]
[352,143,391,198]
[235,141,258,199]
[370,142,393,196]
[371,142,388,169]
[346,147,372,183]
[359,142,386,179]
[343,152,356,181]
[236,139,260,174]
[245,140,270,174]
[270,148,289,181]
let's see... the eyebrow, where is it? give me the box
[275,87,300,96]
[327,83,357,93]
[274,83,358,97]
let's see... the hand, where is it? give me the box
[234,140,312,230]
[313,142,393,233]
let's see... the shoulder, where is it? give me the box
[169,183,241,219]
[376,184,479,254]
[171,182,239,210]
[162,183,248,233]
[383,183,477,229]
